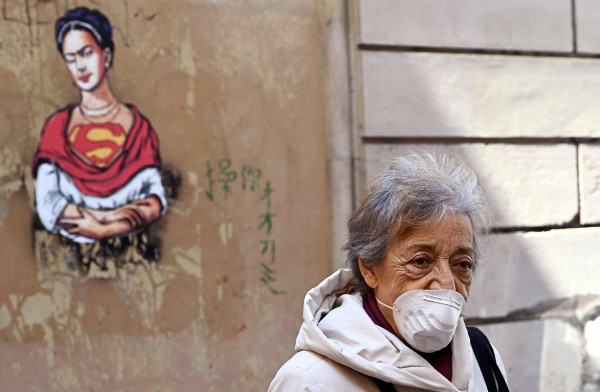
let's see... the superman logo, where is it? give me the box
[68,123,127,168]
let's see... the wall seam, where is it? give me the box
[571,0,578,53]
[357,44,599,59]
[361,137,600,145]
[576,142,583,226]
[348,0,367,209]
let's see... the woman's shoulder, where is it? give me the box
[123,103,143,119]
[44,105,74,125]
[268,350,379,392]
[122,103,156,132]
[37,105,75,139]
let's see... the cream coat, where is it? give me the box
[269,269,507,392]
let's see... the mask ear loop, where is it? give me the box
[375,296,399,312]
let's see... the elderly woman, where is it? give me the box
[269,153,509,391]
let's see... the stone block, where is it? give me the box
[362,52,600,138]
[576,0,600,53]
[359,0,572,51]
[477,319,583,392]
[364,143,578,228]
[580,144,600,225]
[466,228,600,318]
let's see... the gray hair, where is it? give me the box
[343,151,491,294]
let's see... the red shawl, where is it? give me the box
[32,104,161,197]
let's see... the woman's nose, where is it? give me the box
[429,263,455,290]
[75,56,85,71]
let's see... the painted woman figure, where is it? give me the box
[32,7,167,244]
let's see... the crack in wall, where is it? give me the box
[467,294,600,328]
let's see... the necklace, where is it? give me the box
[78,100,120,124]
[79,99,118,117]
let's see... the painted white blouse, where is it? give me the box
[35,162,167,243]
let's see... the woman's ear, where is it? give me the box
[103,48,112,69]
[358,257,378,289]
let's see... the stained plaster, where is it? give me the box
[0,0,330,390]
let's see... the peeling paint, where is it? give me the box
[50,278,72,327]
[0,303,11,329]
[4,226,209,374]
[179,13,197,112]
[20,292,53,326]
[94,305,107,322]
[0,146,25,224]
[170,170,203,216]
[20,293,55,365]
[173,245,203,279]
[9,294,20,311]
[219,222,233,244]
[51,365,81,391]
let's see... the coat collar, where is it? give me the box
[295,268,473,392]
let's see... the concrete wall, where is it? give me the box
[351,1,600,391]
[0,1,331,390]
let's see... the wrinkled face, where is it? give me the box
[360,213,474,334]
[61,28,109,92]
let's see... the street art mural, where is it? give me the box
[31,7,170,275]
[0,1,330,390]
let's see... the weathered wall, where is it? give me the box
[0,0,331,390]
[349,1,600,391]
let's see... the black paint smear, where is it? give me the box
[75,231,162,273]
[161,165,182,201]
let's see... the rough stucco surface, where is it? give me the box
[0,1,330,390]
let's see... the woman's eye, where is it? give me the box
[410,257,428,266]
[64,55,75,63]
[83,49,93,57]
[456,260,473,270]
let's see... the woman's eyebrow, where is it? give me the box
[405,243,474,254]
[456,246,474,254]
[63,45,92,57]
[405,243,436,252]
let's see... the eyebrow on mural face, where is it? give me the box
[63,45,93,60]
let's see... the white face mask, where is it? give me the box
[376,289,465,353]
